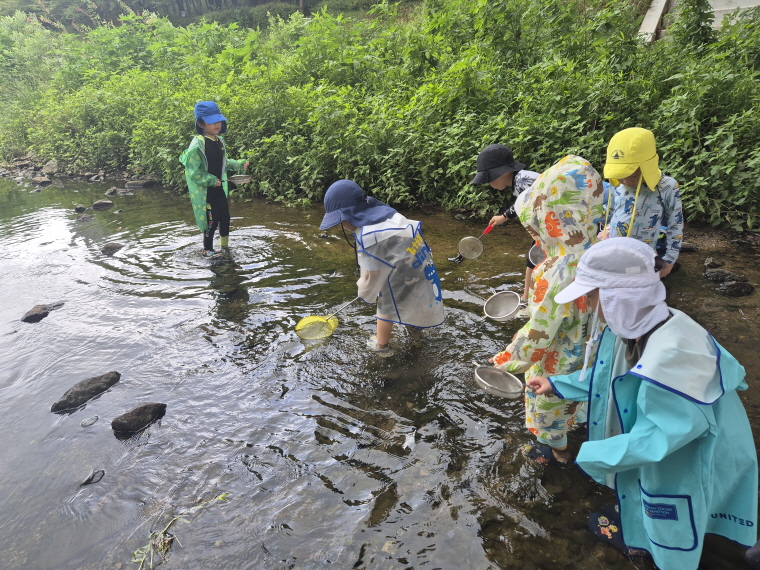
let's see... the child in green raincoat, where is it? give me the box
[179,101,248,257]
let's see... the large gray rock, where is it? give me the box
[22,301,64,323]
[105,186,118,196]
[92,199,114,210]
[31,176,51,185]
[111,403,166,433]
[50,371,121,413]
[717,281,754,297]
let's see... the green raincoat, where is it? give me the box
[179,135,245,232]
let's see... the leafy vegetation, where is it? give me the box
[0,0,759,229]
[130,492,230,569]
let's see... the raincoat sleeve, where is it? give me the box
[226,158,245,173]
[546,368,591,402]
[659,178,684,265]
[576,383,710,483]
[356,250,390,302]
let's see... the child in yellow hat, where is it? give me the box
[601,128,683,277]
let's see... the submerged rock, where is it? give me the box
[125,179,157,188]
[92,199,114,211]
[81,469,105,486]
[22,301,64,323]
[704,257,724,269]
[80,415,99,427]
[717,281,754,297]
[76,214,93,223]
[704,269,747,283]
[74,205,87,213]
[111,403,166,434]
[50,371,121,413]
[105,187,118,196]
[101,242,124,256]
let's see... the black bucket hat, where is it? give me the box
[471,144,526,185]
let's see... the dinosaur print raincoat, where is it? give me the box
[493,155,605,448]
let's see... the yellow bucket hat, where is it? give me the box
[604,127,662,190]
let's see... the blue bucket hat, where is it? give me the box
[194,101,227,134]
[320,180,397,230]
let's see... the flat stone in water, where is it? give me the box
[80,416,99,427]
[704,269,747,283]
[704,257,724,268]
[22,302,64,323]
[81,470,105,485]
[51,371,121,413]
[125,179,157,188]
[92,199,114,211]
[101,242,124,256]
[717,281,754,297]
[111,402,166,434]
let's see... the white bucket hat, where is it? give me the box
[555,237,660,304]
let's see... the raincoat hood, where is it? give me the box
[515,155,604,258]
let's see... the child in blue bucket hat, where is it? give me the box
[180,101,249,257]
[320,180,445,352]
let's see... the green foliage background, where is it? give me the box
[0,0,759,229]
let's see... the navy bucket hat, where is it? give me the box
[320,180,397,230]
[194,101,227,134]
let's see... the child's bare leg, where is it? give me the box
[550,445,573,463]
[522,266,534,302]
[376,319,393,348]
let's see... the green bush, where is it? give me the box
[1,1,759,229]
[210,2,299,29]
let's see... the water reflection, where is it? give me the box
[0,177,757,569]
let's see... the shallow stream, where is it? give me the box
[1,179,759,569]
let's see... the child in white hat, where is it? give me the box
[527,237,757,570]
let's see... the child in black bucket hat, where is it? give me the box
[471,144,540,302]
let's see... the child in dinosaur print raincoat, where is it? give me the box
[491,155,605,464]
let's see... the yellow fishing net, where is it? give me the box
[294,315,340,340]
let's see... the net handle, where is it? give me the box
[324,296,361,320]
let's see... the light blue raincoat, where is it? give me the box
[548,309,757,570]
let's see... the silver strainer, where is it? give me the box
[529,244,547,266]
[472,362,524,398]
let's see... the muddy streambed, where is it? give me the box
[1,178,759,570]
